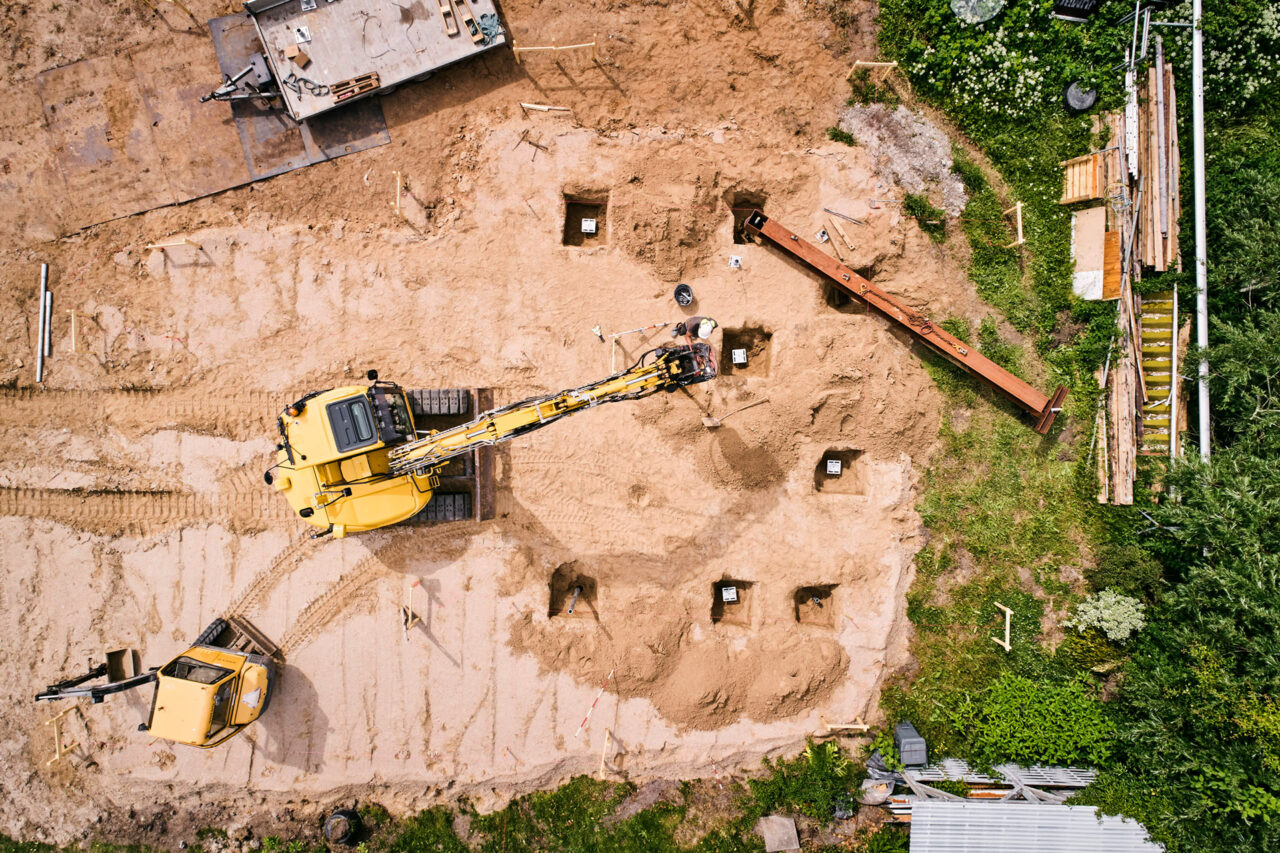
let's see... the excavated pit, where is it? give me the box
[710,579,753,626]
[794,585,837,627]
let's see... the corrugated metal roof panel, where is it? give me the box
[910,761,1096,787]
[910,802,1163,853]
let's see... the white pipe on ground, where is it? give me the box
[35,263,47,382]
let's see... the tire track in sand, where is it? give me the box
[276,521,485,654]
[0,387,280,441]
[0,485,292,536]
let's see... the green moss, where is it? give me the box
[848,67,902,108]
[903,192,947,242]
[825,127,857,146]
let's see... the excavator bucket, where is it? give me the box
[105,649,140,683]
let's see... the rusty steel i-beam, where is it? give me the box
[744,211,1067,433]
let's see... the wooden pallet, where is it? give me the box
[1060,152,1102,204]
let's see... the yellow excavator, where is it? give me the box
[267,336,718,537]
[36,616,279,749]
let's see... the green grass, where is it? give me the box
[903,192,947,242]
[826,126,857,146]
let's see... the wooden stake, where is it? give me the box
[1003,201,1024,248]
[992,602,1013,652]
[824,219,847,261]
[513,41,597,64]
[394,170,402,217]
[44,706,80,766]
[828,216,855,253]
[144,238,201,251]
[69,310,77,353]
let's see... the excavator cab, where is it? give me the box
[142,643,273,748]
[269,373,441,536]
[269,336,718,538]
[36,616,278,749]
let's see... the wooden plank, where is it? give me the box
[1072,206,1108,300]
[1060,153,1102,204]
[1165,64,1180,268]
[1152,69,1162,268]
[1102,231,1121,300]
[1096,406,1110,504]
[1113,310,1136,505]
[1175,318,1191,457]
[1151,65,1167,271]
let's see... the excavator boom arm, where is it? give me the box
[388,342,715,477]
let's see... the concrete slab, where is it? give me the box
[755,815,801,852]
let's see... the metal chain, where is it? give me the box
[281,73,331,97]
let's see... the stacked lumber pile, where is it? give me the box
[1061,46,1184,504]
[1137,54,1181,271]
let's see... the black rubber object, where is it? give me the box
[415,492,473,523]
[408,388,470,418]
[674,283,694,306]
[1063,80,1099,114]
[193,618,228,647]
[323,809,362,845]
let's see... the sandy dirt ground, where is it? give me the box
[0,0,1007,845]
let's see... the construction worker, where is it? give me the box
[672,316,718,340]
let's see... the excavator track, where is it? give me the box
[223,533,317,615]
[406,388,471,418]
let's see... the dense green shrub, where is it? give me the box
[862,825,910,853]
[1085,544,1162,601]
[748,740,854,821]
[1056,629,1121,672]
[971,672,1114,766]
[826,126,857,146]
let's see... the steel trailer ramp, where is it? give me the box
[209,13,389,182]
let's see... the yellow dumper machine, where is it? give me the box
[268,338,718,537]
[36,617,278,749]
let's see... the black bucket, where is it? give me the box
[674,283,694,306]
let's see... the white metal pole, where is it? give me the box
[35,263,47,383]
[1192,0,1210,461]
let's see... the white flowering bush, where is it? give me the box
[1064,590,1147,642]
[878,1,1119,124]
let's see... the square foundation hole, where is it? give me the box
[548,563,597,618]
[720,326,773,376]
[794,585,837,627]
[823,281,859,314]
[815,448,865,494]
[711,579,753,626]
[563,195,607,246]
[728,191,767,244]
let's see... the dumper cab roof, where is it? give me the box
[146,646,245,747]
